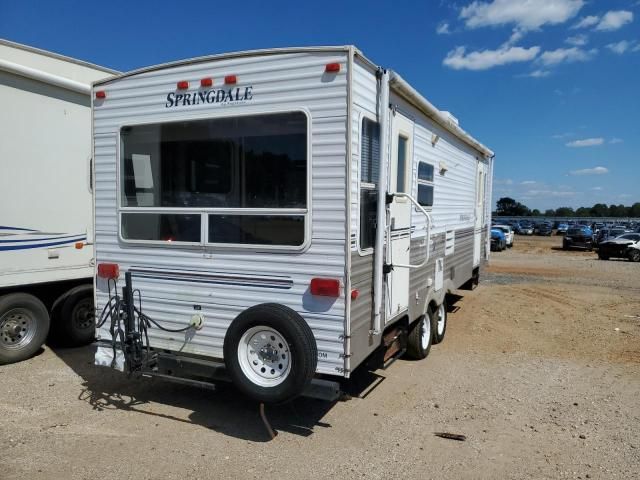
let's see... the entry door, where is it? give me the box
[473,162,487,266]
[386,112,413,322]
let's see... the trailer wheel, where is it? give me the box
[432,301,447,345]
[0,293,50,365]
[629,249,640,262]
[224,304,317,404]
[406,313,434,360]
[57,286,95,347]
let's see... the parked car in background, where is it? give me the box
[521,224,534,235]
[556,223,569,235]
[597,233,640,261]
[563,226,594,251]
[491,228,506,251]
[492,225,514,248]
[536,223,553,236]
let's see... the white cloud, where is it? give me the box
[521,189,577,198]
[566,34,588,46]
[521,180,537,185]
[569,166,609,175]
[436,22,451,34]
[572,15,599,29]
[443,45,540,70]
[566,137,604,147]
[494,178,514,185]
[591,186,603,191]
[460,0,584,30]
[525,69,551,78]
[539,47,597,66]
[552,132,573,139]
[607,40,635,54]
[595,10,633,31]
[633,44,640,52]
[609,138,623,144]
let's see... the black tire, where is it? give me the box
[406,311,434,360]
[56,286,95,347]
[432,300,448,345]
[598,253,609,260]
[223,303,317,404]
[0,293,50,365]
[628,249,640,262]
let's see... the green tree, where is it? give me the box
[555,207,575,217]
[630,203,640,217]
[544,209,555,217]
[609,204,627,217]
[531,209,541,216]
[495,197,530,216]
[590,203,609,217]
[576,207,590,217]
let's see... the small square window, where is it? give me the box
[418,162,434,182]
[418,184,434,207]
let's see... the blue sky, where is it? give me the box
[1,0,638,210]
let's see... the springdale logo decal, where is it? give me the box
[165,86,253,108]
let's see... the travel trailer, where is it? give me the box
[0,39,116,364]
[92,46,494,403]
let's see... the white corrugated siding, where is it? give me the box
[93,51,349,376]
[389,94,478,238]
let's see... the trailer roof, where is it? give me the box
[94,45,493,158]
[0,38,119,75]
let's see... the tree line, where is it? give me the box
[494,197,640,218]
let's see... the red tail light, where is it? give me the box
[200,77,213,87]
[177,81,189,90]
[98,263,120,279]
[325,63,340,73]
[310,278,340,297]
[95,90,106,99]
[224,75,237,85]
[350,289,359,301]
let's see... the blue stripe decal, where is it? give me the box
[0,236,86,251]
[0,226,37,232]
[0,234,85,244]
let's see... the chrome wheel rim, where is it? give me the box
[420,316,431,350]
[0,308,37,349]
[238,326,292,387]
[437,304,446,336]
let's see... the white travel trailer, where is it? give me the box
[92,46,494,403]
[0,39,116,364]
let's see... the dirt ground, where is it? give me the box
[1,235,639,480]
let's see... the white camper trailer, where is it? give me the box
[0,39,116,364]
[92,46,494,403]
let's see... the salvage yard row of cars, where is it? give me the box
[491,219,640,261]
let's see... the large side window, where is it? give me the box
[360,118,380,251]
[417,161,434,207]
[120,111,308,247]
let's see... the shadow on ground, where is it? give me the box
[51,346,345,442]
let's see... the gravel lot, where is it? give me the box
[1,235,639,479]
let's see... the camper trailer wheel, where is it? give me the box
[432,301,447,345]
[406,314,433,360]
[57,286,95,347]
[0,293,50,365]
[224,304,317,404]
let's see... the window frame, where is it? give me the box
[357,113,380,256]
[416,161,435,209]
[116,107,312,252]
